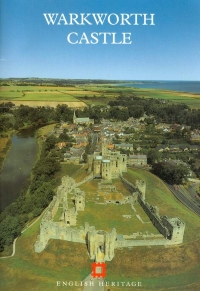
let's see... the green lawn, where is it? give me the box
[0,214,91,291]
[75,201,160,235]
[54,163,82,181]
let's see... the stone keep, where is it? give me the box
[88,141,127,180]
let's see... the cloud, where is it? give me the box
[0,58,7,61]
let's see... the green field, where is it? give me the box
[0,86,79,102]
[133,87,200,109]
[1,84,199,108]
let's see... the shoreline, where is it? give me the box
[0,132,14,171]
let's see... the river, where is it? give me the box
[0,132,38,212]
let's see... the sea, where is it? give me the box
[119,81,200,94]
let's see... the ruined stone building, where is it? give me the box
[87,141,127,180]
[87,228,117,262]
[34,176,86,252]
[34,174,185,262]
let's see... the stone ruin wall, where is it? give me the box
[34,176,86,253]
[137,195,169,238]
[34,174,185,257]
[119,176,185,247]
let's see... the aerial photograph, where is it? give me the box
[0,1,200,290]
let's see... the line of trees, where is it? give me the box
[108,96,200,128]
[1,97,200,130]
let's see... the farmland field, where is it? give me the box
[1,84,200,108]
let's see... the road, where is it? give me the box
[166,183,200,216]
[82,274,105,291]
[188,182,200,201]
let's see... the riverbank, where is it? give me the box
[0,130,15,171]
[0,122,58,256]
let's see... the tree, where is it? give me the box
[147,149,160,164]
[0,215,21,247]
[152,162,189,184]
[44,135,57,151]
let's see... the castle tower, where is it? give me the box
[102,160,111,180]
[104,228,116,261]
[102,141,108,157]
[120,154,127,172]
[162,217,185,243]
[87,230,97,260]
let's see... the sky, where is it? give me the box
[1,0,200,80]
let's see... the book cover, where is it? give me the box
[0,1,200,291]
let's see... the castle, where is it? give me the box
[87,141,127,180]
[34,174,185,262]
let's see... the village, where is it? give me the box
[50,110,200,186]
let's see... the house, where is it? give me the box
[64,147,85,164]
[170,124,184,131]
[188,145,199,151]
[57,142,67,149]
[114,143,133,152]
[72,141,88,149]
[156,145,170,152]
[179,145,189,152]
[190,134,200,142]
[128,154,147,166]
[169,145,180,152]
[190,129,200,142]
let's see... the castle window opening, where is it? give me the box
[100,245,105,253]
